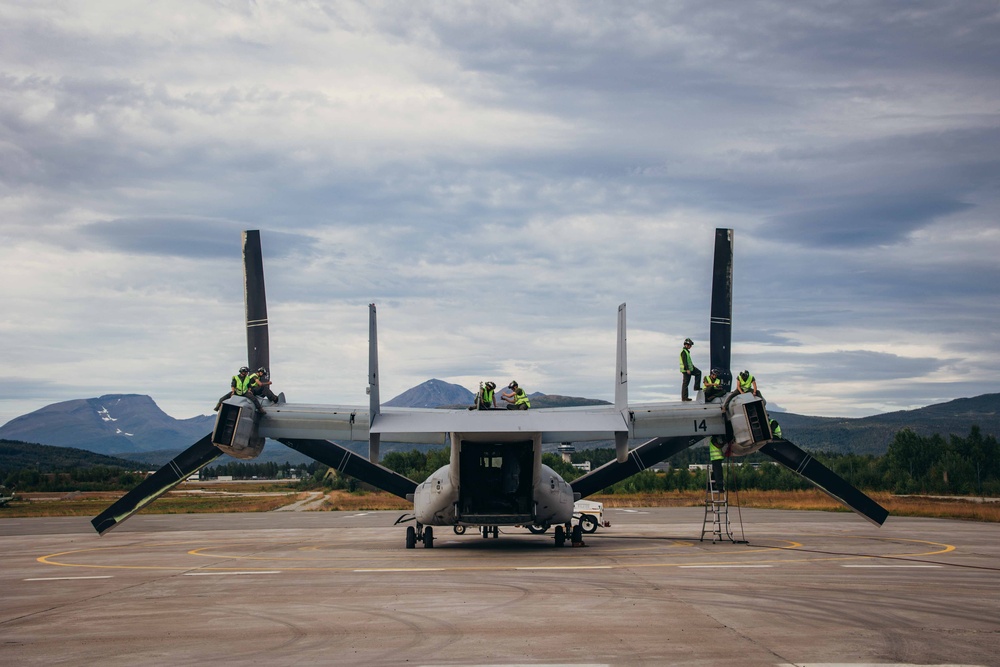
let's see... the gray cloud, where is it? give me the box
[1,1,999,424]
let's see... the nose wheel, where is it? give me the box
[405,523,434,549]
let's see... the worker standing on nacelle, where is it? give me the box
[680,338,702,402]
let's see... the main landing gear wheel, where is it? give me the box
[423,526,434,548]
[527,525,548,534]
[571,524,584,545]
[405,525,416,549]
[579,514,598,533]
[453,525,466,535]
[554,525,565,547]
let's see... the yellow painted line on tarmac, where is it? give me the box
[677,564,774,570]
[183,571,282,576]
[514,565,614,571]
[353,568,446,572]
[840,564,941,570]
[25,575,114,581]
[35,537,957,575]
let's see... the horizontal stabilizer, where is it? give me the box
[280,438,418,499]
[761,439,888,526]
[572,436,702,499]
[91,435,221,535]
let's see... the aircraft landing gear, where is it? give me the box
[554,525,565,547]
[479,525,499,539]
[406,523,434,549]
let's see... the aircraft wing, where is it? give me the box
[259,403,631,445]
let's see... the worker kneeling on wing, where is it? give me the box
[703,368,727,401]
[473,381,497,410]
[501,380,531,410]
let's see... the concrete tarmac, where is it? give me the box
[2,507,998,666]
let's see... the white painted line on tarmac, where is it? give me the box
[183,571,282,576]
[514,565,614,571]
[679,565,773,569]
[25,576,114,581]
[841,564,941,568]
[353,568,446,572]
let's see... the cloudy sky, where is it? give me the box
[2,1,998,427]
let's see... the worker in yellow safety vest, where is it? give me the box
[215,366,265,414]
[474,381,497,410]
[737,370,759,396]
[679,338,702,402]
[703,368,726,401]
[501,380,531,410]
[709,435,726,493]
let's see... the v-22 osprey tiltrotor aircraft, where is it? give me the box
[92,228,888,547]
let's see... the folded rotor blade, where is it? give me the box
[280,438,418,499]
[571,436,702,499]
[710,228,734,389]
[760,439,888,526]
[244,230,269,372]
[91,435,222,535]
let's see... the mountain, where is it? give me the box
[384,379,475,408]
[0,395,216,456]
[770,393,1000,454]
[0,439,144,475]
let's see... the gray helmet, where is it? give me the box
[239,366,249,374]
[257,367,268,376]
[684,338,694,346]
[739,370,750,381]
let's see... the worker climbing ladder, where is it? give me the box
[700,462,734,543]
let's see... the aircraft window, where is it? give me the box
[480,454,503,468]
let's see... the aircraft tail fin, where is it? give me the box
[615,303,627,412]
[368,303,381,462]
[614,303,630,462]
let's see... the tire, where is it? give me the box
[579,514,598,534]
[453,525,466,535]
[423,526,434,548]
[405,525,416,549]
[526,525,548,534]
[571,524,583,544]
[554,525,565,547]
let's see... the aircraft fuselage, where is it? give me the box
[413,432,574,528]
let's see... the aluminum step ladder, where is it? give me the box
[700,462,734,543]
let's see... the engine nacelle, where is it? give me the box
[211,397,265,460]
[725,393,772,456]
